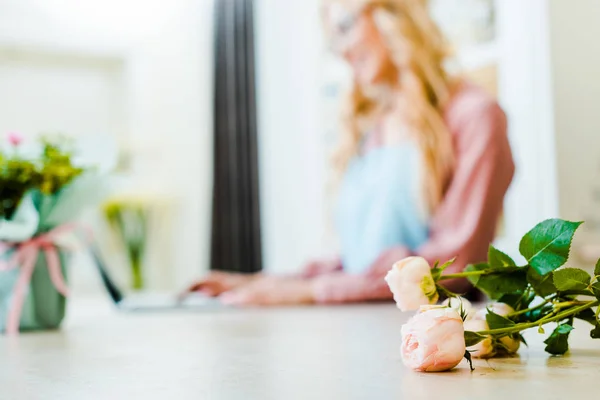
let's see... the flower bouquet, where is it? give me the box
[385,219,600,372]
[0,134,105,334]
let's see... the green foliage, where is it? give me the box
[592,282,600,300]
[575,308,597,326]
[432,219,600,360]
[488,246,516,269]
[464,331,486,347]
[485,310,516,330]
[544,324,574,355]
[38,137,83,195]
[553,268,591,292]
[516,333,528,347]
[103,198,150,290]
[498,291,535,311]
[431,258,455,281]
[0,136,83,219]
[527,268,556,297]
[465,263,527,300]
[519,219,583,276]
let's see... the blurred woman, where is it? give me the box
[188,0,514,305]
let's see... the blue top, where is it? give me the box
[335,144,430,274]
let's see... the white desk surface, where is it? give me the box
[0,298,598,400]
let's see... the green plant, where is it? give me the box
[0,135,83,219]
[432,219,600,357]
[103,198,149,290]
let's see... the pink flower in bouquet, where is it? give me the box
[385,257,439,311]
[7,132,23,146]
[400,306,466,372]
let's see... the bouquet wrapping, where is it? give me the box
[0,135,106,334]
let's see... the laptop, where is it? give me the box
[91,246,223,312]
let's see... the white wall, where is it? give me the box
[255,0,333,273]
[547,1,600,222]
[0,0,213,291]
[494,0,559,258]
[543,0,600,261]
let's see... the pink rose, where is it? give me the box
[473,302,514,320]
[466,303,520,358]
[400,306,466,372]
[498,332,520,354]
[385,257,438,312]
[442,296,474,320]
[463,318,495,358]
[7,132,23,146]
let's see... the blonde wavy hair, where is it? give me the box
[323,0,455,211]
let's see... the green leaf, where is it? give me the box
[464,263,527,300]
[591,325,600,339]
[464,331,487,347]
[592,282,600,300]
[560,289,595,297]
[485,310,516,330]
[553,268,591,292]
[516,333,528,347]
[595,259,600,278]
[544,324,574,355]
[575,308,598,326]
[431,258,456,281]
[479,273,528,300]
[496,293,522,310]
[439,258,456,271]
[488,246,516,269]
[475,273,528,300]
[556,324,574,335]
[498,292,535,311]
[519,219,583,276]
[464,263,488,284]
[527,268,557,297]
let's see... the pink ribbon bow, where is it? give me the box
[0,224,89,335]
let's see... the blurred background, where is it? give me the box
[0,0,598,295]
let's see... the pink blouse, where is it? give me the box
[309,84,516,303]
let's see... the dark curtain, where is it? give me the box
[210,0,262,273]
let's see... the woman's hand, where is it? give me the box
[185,271,259,297]
[299,258,343,278]
[219,277,315,306]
